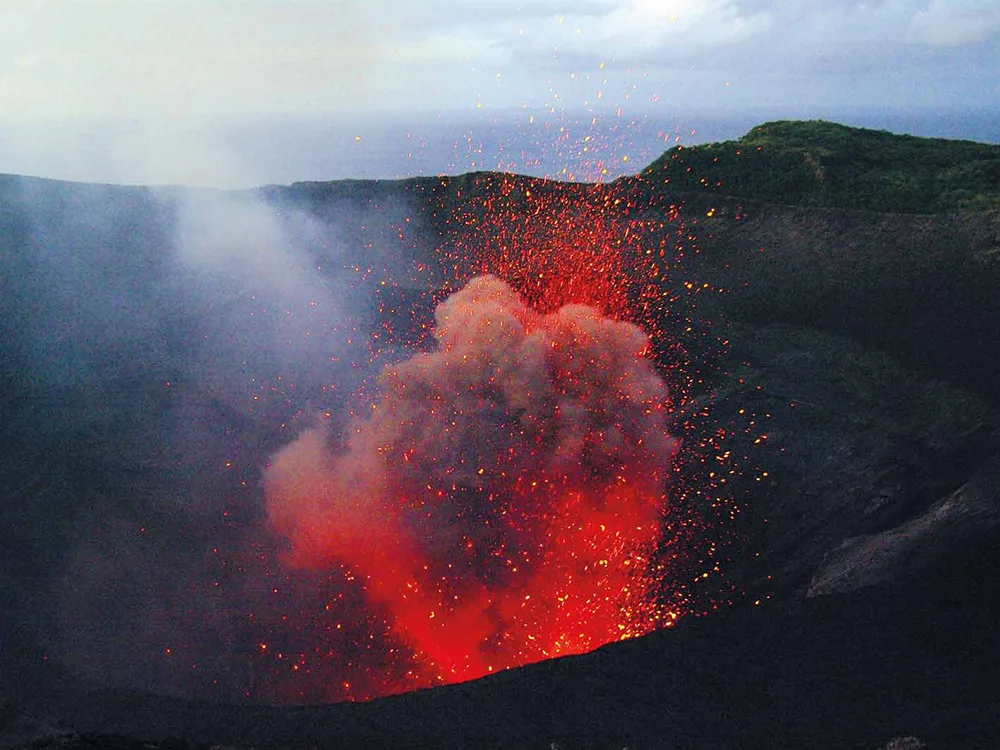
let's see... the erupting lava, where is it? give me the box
[265,274,680,694]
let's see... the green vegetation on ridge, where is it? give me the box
[639,120,1000,213]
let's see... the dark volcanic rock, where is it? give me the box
[709,322,999,599]
[0,700,73,749]
[678,196,1000,404]
[807,450,1000,597]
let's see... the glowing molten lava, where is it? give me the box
[265,275,679,693]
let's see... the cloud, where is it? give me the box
[531,0,773,59]
[1,0,997,144]
[908,0,1000,46]
[0,1,399,119]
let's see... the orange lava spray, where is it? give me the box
[265,275,679,691]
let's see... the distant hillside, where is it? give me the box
[638,120,1000,213]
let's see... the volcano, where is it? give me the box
[1,121,999,748]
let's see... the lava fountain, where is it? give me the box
[265,274,680,693]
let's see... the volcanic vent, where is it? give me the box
[265,274,681,697]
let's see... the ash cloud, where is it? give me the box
[265,275,678,686]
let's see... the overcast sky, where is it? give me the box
[1,0,998,186]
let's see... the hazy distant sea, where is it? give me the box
[1,107,997,189]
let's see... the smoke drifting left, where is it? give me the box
[29,184,401,703]
[265,275,679,695]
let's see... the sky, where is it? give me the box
[1,0,998,187]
